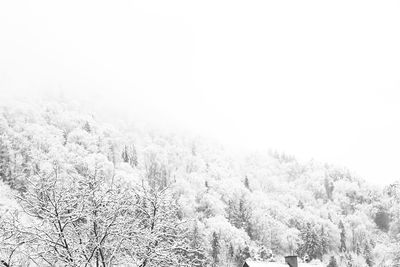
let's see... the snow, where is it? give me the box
[244,260,324,267]
[245,261,288,267]
[299,263,324,267]
[0,182,18,211]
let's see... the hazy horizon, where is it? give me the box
[1,0,400,186]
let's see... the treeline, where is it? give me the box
[0,102,399,266]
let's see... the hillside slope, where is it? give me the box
[0,101,399,267]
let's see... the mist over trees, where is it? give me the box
[0,101,399,266]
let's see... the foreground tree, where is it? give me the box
[14,155,204,266]
[0,211,28,267]
[16,155,133,266]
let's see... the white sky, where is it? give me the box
[0,0,399,185]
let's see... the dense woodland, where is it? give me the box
[0,101,399,267]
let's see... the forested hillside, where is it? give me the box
[0,101,399,267]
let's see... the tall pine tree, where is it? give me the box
[339,220,347,253]
[211,232,220,266]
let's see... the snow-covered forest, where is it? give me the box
[0,101,399,267]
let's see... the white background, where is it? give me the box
[0,0,399,185]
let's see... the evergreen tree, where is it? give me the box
[83,121,91,132]
[345,252,353,267]
[297,222,322,260]
[236,245,251,265]
[228,243,234,259]
[130,143,138,167]
[122,145,129,163]
[244,176,250,190]
[211,232,220,266]
[189,221,208,266]
[227,194,253,239]
[324,176,334,200]
[258,246,269,260]
[339,220,347,253]
[0,140,11,185]
[121,144,138,167]
[320,225,328,256]
[364,241,373,267]
[146,157,168,191]
[327,256,338,267]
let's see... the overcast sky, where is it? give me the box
[0,0,400,185]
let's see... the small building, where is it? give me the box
[243,256,324,267]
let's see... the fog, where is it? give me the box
[1,0,400,185]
